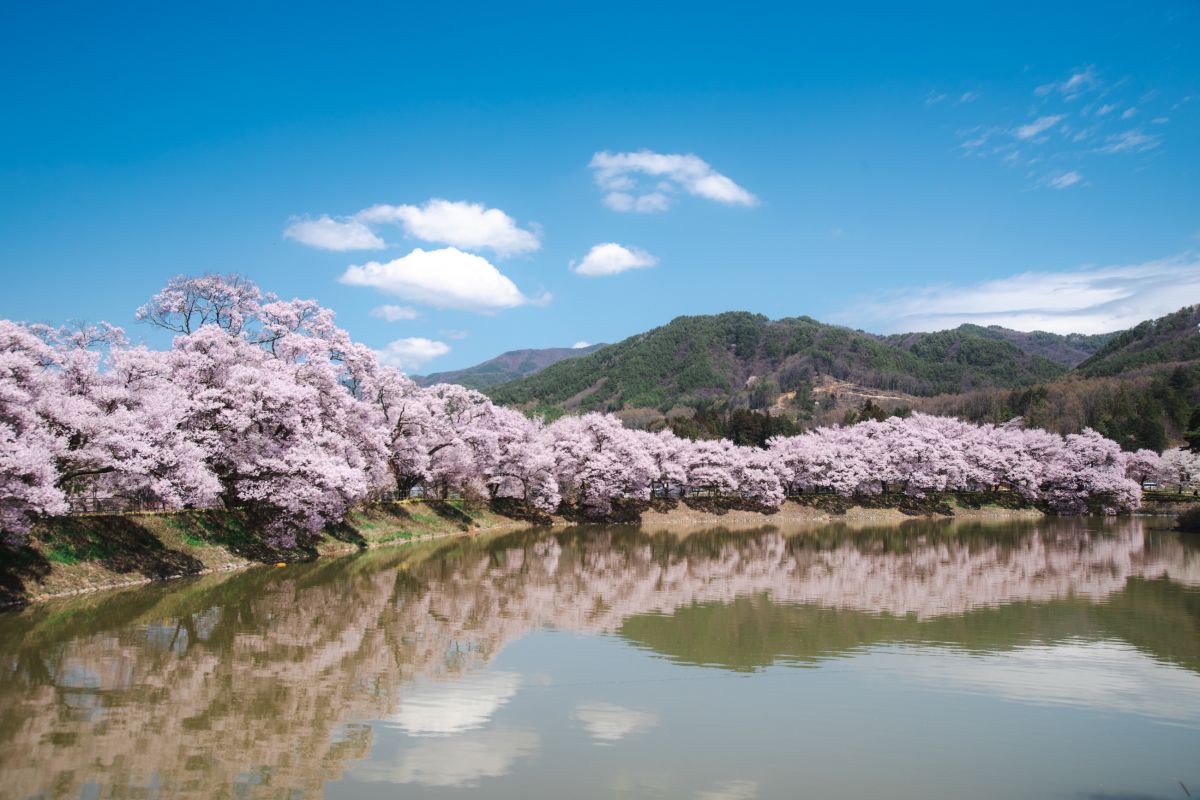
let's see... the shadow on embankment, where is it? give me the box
[0,501,507,607]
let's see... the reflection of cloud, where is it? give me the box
[356,727,539,787]
[573,702,659,744]
[899,641,1200,727]
[697,780,759,800]
[386,672,520,736]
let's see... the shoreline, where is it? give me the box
[1,501,537,608]
[0,496,1118,609]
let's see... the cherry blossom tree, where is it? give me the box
[487,407,561,513]
[1124,449,1162,490]
[637,428,689,498]
[547,413,656,516]
[1041,428,1141,515]
[136,273,266,336]
[1159,448,1200,494]
[0,321,68,544]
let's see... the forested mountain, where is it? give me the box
[1076,305,1200,377]
[919,305,1200,451]
[487,312,1068,412]
[413,343,606,390]
[479,305,1200,451]
[887,324,1113,368]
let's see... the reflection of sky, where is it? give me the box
[696,780,759,800]
[143,620,188,653]
[883,639,1200,728]
[572,702,658,744]
[383,671,521,736]
[353,727,540,788]
[332,628,1200,799]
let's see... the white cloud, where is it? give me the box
[589,150,757,212]
[355,727,539,788]
[1045,171,1083,190]
[1035,65,1098,99]
[956,66,1166,185]
[571,341,591,349]
[924,91,947,106]
[573,702,658,744]
[1097,129,1161,154]
[572,243,657,277]
[341,247,547,311]
[1014,114,1065,140]
[603,191,672,213]
[440,328,469,340]
[959,91,980,103]
[376,338,450,370]
[385,672,521,737]
[839,256,1200,335]
[356,199,540,256]
[283,215,384,251]
[369,304,420,321]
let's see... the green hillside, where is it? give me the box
[488,312,1067,413]
[1076,305,1200,377]
[890,324,1114,368]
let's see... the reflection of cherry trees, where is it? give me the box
[1,520,1196,798]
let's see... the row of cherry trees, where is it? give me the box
[0,275,1174,547]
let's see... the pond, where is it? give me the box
[1,518,1198,799]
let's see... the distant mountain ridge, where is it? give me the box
[471,305,1200,451]
[885,324,1114,369]
[413,343,606,390]
[486,312,1079,412]
[1076,305,1200,376]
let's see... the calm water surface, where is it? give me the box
[2,518,1199,799]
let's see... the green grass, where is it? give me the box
[46,543,81,565]
[43,531,119,564]
[181,531,211,548]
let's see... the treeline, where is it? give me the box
[0,275,1165,550]
[665,407,801,447]
[919,366,1200,453]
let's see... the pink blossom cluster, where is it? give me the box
[769,415,1146,514]
[0,275,1158,547]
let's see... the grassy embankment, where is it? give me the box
[0,500,522,607]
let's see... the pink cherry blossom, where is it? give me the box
[0,273,1153,547]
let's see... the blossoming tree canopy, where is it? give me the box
[0,273,1167,548]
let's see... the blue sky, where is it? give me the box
[2,1,1198,373]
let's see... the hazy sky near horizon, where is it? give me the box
[2,2,1198,372]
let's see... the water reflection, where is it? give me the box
[572,702,660,745]
[0,518,1197,799]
